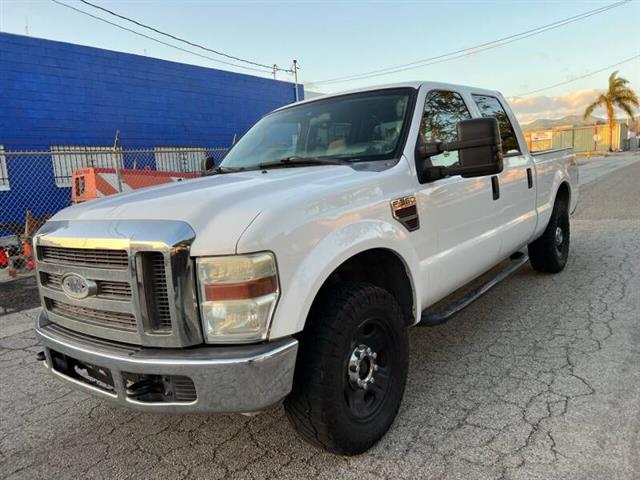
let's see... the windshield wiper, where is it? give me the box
[205,165,245,176]
[258,156,352,170]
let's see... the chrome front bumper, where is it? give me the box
[35,311,298,413]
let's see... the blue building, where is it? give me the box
[0,32,303,233]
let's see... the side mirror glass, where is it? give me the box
[457,117,503,177]
[201,156,215,172]
[416,117,503,182]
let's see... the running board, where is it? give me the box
[418,252,529,327]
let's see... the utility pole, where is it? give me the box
[112,129,123,192]
[292,59,299,102]
[272,64,277,80]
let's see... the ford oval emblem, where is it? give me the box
[61,273,97,300]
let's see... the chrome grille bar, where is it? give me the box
[42,272,132,299]
[99,282,133,298]
[39,246,128,269]
[48,299,136,331]
[41,285,132,313]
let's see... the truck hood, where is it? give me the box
[52,166,362,254]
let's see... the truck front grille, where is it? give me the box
[40,246,128,269]
[35,220,200,348]
[47,299,137,331]
[37,246,145,343]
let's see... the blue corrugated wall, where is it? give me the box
[0,32,303,231]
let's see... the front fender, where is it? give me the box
[241,218,421,340]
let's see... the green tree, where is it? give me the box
[584,71,639,151]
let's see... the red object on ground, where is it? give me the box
[0,249,7,268]
[71,167,201,203]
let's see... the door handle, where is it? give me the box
[526,168,533,189]
[491,176,500,200]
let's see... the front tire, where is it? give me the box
[284,282,409,455]
[528,195,570,273]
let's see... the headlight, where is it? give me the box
[196,252,279,343]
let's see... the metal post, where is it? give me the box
[293,59,299,102]
[112,129,123,192]
[272,64,277,80]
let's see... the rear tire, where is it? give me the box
[528,195,570,273]
[284,282,409,455]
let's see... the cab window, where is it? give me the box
[221,88,414,169]
[420,90,472,168]
[471,95,521,155]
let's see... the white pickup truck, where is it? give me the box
[34,82,578,455]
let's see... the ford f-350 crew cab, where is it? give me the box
[34,82,578,455]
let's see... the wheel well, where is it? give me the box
[556,182,570,207]
[313,249,415,325]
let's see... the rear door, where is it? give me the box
[471,94,537,255]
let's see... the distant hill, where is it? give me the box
[522,115,606,131]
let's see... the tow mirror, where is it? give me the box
[201,155,215,172]
[416,117,503,183]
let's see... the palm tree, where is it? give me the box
[584,71,639,152]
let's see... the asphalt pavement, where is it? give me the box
[1,155,639,479]
[577,152,640,185]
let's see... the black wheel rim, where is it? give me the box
[343,316,393,422]
[554,217,569,257]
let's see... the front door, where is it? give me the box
[413,90,503,306]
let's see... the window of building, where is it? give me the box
[154,147,208,173]
[0,146,9,191]
[420,90,472,168]
[471,95,521,155]
[51,146,122,188]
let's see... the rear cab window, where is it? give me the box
[471,95,521,155]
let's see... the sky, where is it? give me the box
[0,0,638,124]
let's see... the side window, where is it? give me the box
[471,95,520,155]
[420,90,472,167]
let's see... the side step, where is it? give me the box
[418,252,529,327]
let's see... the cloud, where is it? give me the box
[507,89,604,124]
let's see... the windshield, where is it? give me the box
[220,88,415,169]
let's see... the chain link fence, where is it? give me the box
[0,146,227,278]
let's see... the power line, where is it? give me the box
[310,0,631,86]
[513,54,640,97]
[50,0,273,74]
[78,0,292,73]
[313,0,629,85]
